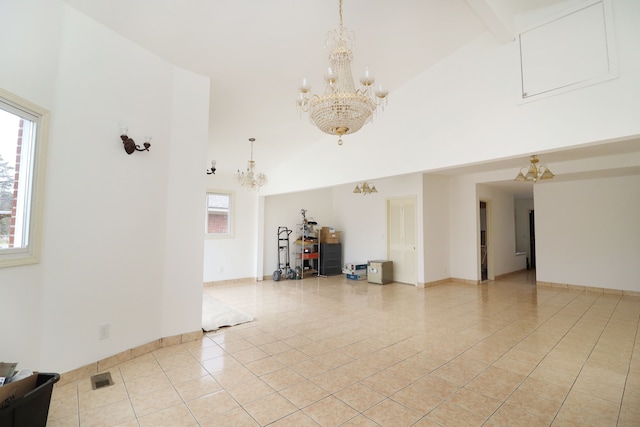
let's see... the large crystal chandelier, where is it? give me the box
[297,0,388,145]
[236,138,267,191]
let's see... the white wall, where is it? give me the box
[332,182,388,265]
[334,174,424,282]
[259,164,640,291]
[448,171,522,283]
[263,0,640,195]
[259,174,424,282]
[515,198,534,254]
[0,1,209,373]
[262,188,335,279]
[161,70,210,337]
[0,0,63,374]
[206,0,640,292]
[203,127,271,282]
[423,174,452,284]
[477,184,528,277]
[203,187,260,282]
[449,176,479,281]
[535,174,640,292]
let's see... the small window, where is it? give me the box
[0,88,49,267]
[206,191,234,237]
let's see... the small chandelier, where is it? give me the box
[297,0,388,146]
[514,155,555,182]
[353,182,377,195]
[237,138,267,191]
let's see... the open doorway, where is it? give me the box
[529,210,536,269]
[515,196,535,270]
[479,201,489,281]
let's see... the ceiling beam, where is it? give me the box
[464,0,515,43]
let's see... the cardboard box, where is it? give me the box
[324,235,340,244]
[0,372,38,409]
[320,227,340,243]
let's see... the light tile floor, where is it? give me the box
[47,271,640,426]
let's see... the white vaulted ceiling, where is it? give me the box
[61,0,640,194]
[60,1,483,148]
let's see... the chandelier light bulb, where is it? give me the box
[206,159,217,175]
[299,78,310,93]
[375,84,388,99]
[540,169,555,179]
[324,67,337,84]
[360,66,374,86]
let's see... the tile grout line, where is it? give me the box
[547,293,623,426]
[614,301,640,427]
[47,276,640,426]
[474,288,600,425]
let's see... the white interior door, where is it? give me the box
[387,197,417,285]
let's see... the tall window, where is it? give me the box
[206,192,233,237]
[0,88,48,267]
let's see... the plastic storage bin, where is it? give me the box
[0,372,60,427]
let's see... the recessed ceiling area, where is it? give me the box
[431,136,640,199]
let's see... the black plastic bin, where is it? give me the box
[0,373,60,427]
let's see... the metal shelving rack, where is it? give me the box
[293,209,319,279]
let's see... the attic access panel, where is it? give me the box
[517,0,617,102]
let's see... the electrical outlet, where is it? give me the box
[98,323,110,340]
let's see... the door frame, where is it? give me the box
[529,209,536,269]
[386,196,418,285]
[479,199,494,282]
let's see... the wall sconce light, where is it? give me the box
[206,160,217,175]
[353,182,377,195]
[120,128,151,155]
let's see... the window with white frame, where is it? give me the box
[205,191,233,237]
[0,88,49,267]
